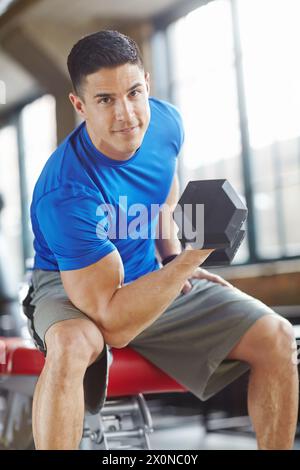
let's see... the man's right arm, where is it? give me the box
[61,248,212,348]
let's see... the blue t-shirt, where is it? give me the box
[31,97,184,284]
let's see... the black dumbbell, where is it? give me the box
[202,229,246,266]
[173,179,247,266]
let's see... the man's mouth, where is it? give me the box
[113,126,139,134]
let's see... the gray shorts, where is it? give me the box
[23,268,275,414]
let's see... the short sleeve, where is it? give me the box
[35,184,116,270]
[164,101,185,155]
[173,106,185,155]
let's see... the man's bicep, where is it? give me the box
[60,250,125,331]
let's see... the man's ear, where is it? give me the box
[144,72,150,95]
[69,92,86,119]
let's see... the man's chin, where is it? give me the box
[124,145,140,157]
[113,131,145,157]
[122,138,143,153]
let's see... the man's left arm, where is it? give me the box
[155,170,233,293]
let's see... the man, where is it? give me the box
[23,30,298,450]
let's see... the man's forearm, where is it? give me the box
[155,235,182,262]
[155,212,182,261]
[101,248,212,348]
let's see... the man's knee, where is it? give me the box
[259,315,296,365]
[228,314,296,367]
[45,318,104,368]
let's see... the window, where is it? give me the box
[21,94,56,203]
[238,0,300,258]
[0,94,56,285]
[20,94,56,260]
[0,125,23,287]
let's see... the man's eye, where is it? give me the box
[98,97,112,104]
[130,89,141,97]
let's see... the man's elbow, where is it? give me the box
[103,330,129,349]
[97,315,130,349]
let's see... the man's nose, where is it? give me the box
[114,99,134,121]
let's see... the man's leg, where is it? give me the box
[32,318,104,450]
[227,314,298,450]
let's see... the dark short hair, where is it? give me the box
[67,30,144,96]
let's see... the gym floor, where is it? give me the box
[144,392,300,450]
[148,410,300,450]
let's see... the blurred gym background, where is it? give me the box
[0,0,299,450]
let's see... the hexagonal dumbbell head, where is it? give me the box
[202,229,246,266]
[173,179,248,250]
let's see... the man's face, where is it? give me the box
[69,63,151,160]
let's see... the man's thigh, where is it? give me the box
[23,269,110,414]
[129,279,275,401]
